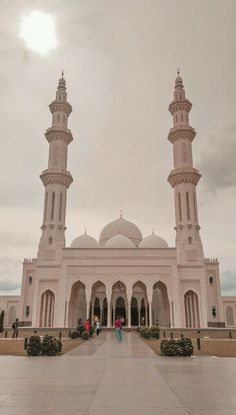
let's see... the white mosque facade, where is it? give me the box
[1,74,236,329]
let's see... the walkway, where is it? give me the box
[0,332,236,414]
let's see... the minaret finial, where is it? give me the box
[85,228,87,235]
[120,209,123,218]
[177,67,180,76]
[61,69,64,77]
[152,228,154,235]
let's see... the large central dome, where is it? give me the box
[99,216,143,247]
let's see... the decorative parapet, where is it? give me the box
[45,127,73,144]
[40,170,73,188]
[49,101,72,116]
[168,169,201,188]
[167,126,196,143]
[23,258,37,264]
[204,258,219,265]
[168,99,192,115]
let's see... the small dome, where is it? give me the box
[99,216,143,247]
[139,233,168,248]
[105,234,135,248]
[70,233,98,248]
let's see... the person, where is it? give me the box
[95,319,102,336]
[84,319,90,332]
[12,318,19,339]
[115,315,122,342]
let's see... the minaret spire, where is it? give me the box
[38,74,74,260]
[167,73,203,263]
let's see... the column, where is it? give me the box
[138,305,141,326]
[128,300,131,328]
[86,301,90,320]
[107,301,111,328]
[149,301,153,327]
[91,302,94,325]
[145,303,148,326]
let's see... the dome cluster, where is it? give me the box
[70,216,169,249]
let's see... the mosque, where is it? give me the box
[1,73,236,329]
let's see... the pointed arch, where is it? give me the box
[152,281,170,327]
[184,290,200,328]
[68,281,86,327]
[39,289,55,327]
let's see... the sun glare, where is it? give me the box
[20,11,57,55]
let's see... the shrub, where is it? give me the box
[70,330,79,339]
[160,338,193,357]
[76,324,85,337]
[150,326,160,339]
[56,338,62,353]
[41,335,61,356]
[136,326,141,333]
[0,310,4,333]
[27,335,41,356]
[81,330,90,340]
[89,326,94,338]
[140,327,152,339]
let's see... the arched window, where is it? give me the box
[57,114,60,122]
[193,192,197,222]
[28,276,32,285]
[51,192,55,220]
[49,237,53,245]
[209,276,214,284]
[25,305,30,317]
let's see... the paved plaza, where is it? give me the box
[0,332,236,414]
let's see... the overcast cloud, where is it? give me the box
[0,0,236,296]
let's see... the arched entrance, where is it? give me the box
[152,282,170,327]
[39,290,55,327]
[111,281,127,326]
[184,290,200,328]
[8,305,17,326]
[91,281,107,326]
[132,281,148,326]
[68,281,86,327]
[226,306,235,326]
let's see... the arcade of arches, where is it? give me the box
[38,282,202,329]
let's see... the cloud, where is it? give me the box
[221,269,236,296]
[0,279,21,292]
[198,122,236,195]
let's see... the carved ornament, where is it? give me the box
[45,128,73,144]
[49,101,72,116]
[168,127,196,143]
[168,169,201,188]
[168,99,192,115]
[40,171,73,188]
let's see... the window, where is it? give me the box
[51,192,55,220]
[43,192,48,222]
[209,276,214,284]
[181,113,183,121]
[63,115,65,124]
[188,237,192,245]
[212,306,216,318]
[59,95,61,100]
[186,192,190,220]
[193,192,197,222]
[26,305,30,317]
[59,193,63,221]
[57,114,60,122]
[49,237,53,245]
[178,193,182,221]
[28,276,32,285]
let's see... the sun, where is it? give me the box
[20,11,57,55]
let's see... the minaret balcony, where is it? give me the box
[49,100,72,116]
[45,127,73,144]
[168,99,192,115]
[168,169,201,188]
[40,170,73,188]
[168,126,196,143]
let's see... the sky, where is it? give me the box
[0,0,235,296]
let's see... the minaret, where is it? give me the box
[167,72,203,263]
[37,73,73,260]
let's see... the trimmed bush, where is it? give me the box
[70,330,79,339]
[0,310,4,333]
[150,326,160,339]
[81,330,90,340]
[160,338,193,357]
[76,324,85,337]
[89,326,94,338]
[27,335,41,356]
[140,327,152,339]
[56,338,62,353]
[41,335,62,356]
[136,326,141,333]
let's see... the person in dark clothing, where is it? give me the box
[12,318,19,339]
